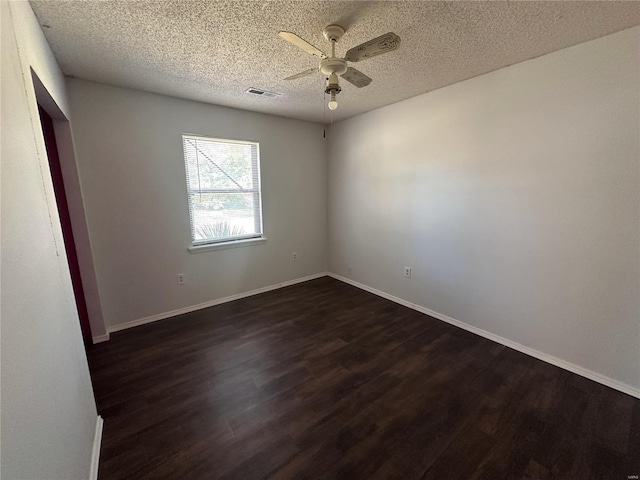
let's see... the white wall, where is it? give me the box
[1,1,98,479]
[67,79,328,330]
[328,27,640,393]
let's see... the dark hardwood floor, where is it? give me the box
[87,277,639,480]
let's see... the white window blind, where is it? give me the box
[182,135,263,245]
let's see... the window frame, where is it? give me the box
[182,134,265,251]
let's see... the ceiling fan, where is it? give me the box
[279,25,401,111]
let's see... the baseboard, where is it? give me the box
[89,415,104,480]
[108,272,329,334]
[92,333,110,344]
[328,273,640,399]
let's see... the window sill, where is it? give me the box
[188,237,267,254]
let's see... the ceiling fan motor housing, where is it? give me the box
[320,58,347,76]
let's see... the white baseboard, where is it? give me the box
[108,272,329,334]
[328,273,640,399]
[91,333,110,344]
[89,415,104,480]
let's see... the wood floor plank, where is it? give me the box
[87,277,639,480]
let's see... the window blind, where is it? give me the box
[182,135,262,245]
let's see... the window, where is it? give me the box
[182,135,263,247]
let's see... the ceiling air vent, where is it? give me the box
[246,88,282,98]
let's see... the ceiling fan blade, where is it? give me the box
[279,31,328,59]
[345,32,401,63]
[283,67,318,81]
[341,67,372,88]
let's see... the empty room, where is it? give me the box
[2,0,639,479]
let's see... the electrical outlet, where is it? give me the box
[292,252,298,261]
[347,266,352,275]
[404,267,411,278]
[177,273,186,285]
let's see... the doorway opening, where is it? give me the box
[37,104,92,343]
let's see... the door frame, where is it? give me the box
[31,70,109,343]
[38,103,93,341]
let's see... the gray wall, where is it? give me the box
[328,27,640,392]
[1,1,98,478]
[67,79,328,329]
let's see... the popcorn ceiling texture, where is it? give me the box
[31,1,640,124]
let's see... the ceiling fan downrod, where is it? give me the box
[322,25,346,110]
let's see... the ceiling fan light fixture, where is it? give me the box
[325,73,341,111]
[328,92,338,110]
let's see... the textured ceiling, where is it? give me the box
[31,1,640,124]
